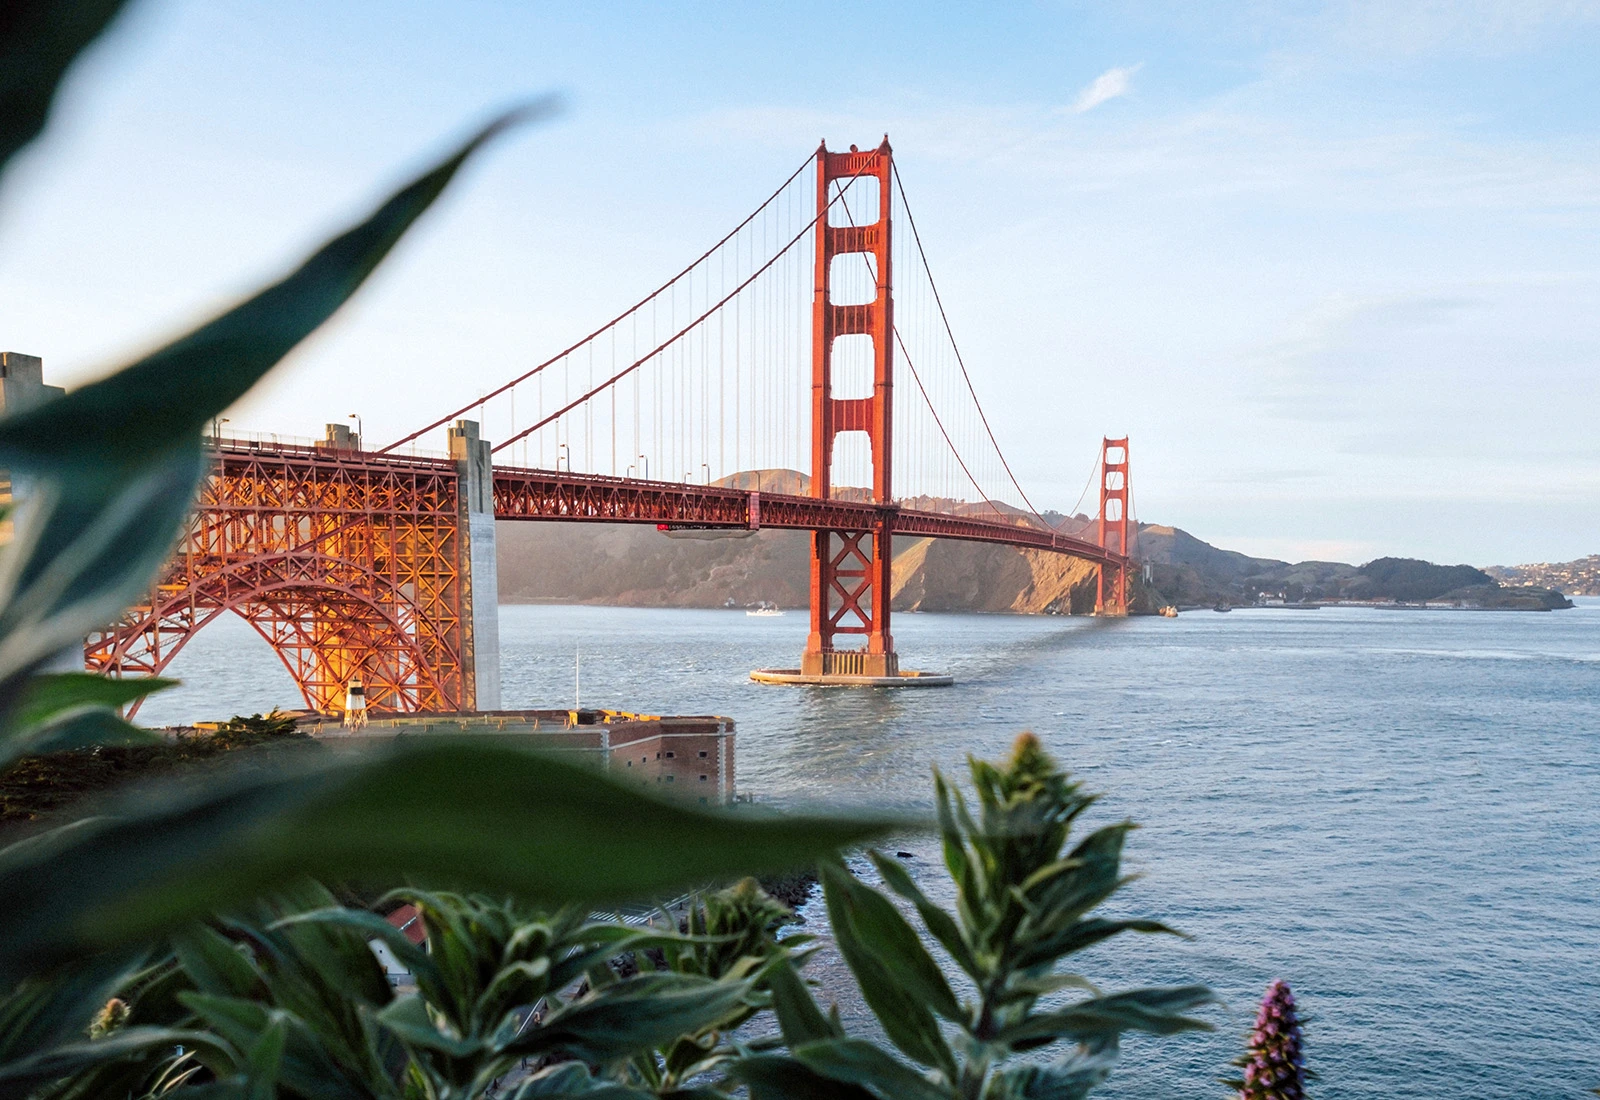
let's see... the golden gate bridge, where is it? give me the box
[88,139,1134,714]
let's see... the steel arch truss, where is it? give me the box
[89,443,467,715]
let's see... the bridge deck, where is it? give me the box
[209,443,1124,568]
[490,465,1123,567]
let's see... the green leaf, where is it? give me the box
[1013,918,1180,973]
[509,1062,658,1100]
[865,851,977,979]
[172,994,274,1064]
[243,1015,287,1100]
[177,993,364,1100]
[0,1026,225,1096]
[1000,973,1100,1002]
[0,949,143,1063]
[996,986,1214,1049]
[0,445,207,685]
[0,710,162,775]
[820,862,960,1021]
[270,908,441,994]
[476,957,551,1026]
[10,672,176,730]
[726,1054,878,1100]
[1014,825,1132,933]
[0,101,555,475]
[373,994,480,1059]
[0,741,903,983]
[820,862,956,1073]
[545,927,709,992]
[518,973,752,1065]
[983,1041,1119,1100]
[231,892,394,1026]
[663,1033,718,1078]
[766,958,841,1047]
[178,1080,253,1100]
[933,774,984,936]
[0,0,135,182]
[171,925,263,1000]
[790,1038,951,1100]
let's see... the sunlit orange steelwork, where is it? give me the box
[89,440,471,715]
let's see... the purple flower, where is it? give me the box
[1230,980,1308,1100]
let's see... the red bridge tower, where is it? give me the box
[803,139,898,678]
[1097,436,1130,616]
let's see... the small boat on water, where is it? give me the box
[746,603,784,617]
[1158,605,1179,618]
[1213,603,1231,613]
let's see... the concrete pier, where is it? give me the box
[750,667,953,687]
[449,420,501,711]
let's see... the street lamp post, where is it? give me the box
[348,413,363,450]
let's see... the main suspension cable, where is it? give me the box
[489,155,878,456]
[382,151,815,453]
[891,162,1060,531]
[893,328,1010,523]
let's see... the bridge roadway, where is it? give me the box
[207,438,1122,566]
[489,463,1123,567]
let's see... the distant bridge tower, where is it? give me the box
[1097,436,1130,616]
[803,138,898,678]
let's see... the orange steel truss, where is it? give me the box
[87,450,1129,718]
[88,441,468,715]
[806,138,897,677]
[1096,436,1130,617]
[490,466,1125,563]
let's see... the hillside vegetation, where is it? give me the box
[1488,554,1600,596]
[496,480,1572,613]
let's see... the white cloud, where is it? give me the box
[1069,64,1142,114]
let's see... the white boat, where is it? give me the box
[746,603,784,617]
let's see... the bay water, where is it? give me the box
[137,598,1600,1098]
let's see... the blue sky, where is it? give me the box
[1,1,1596,565]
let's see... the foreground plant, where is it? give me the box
[0,6,1215,1097]
[0,1,895,1090]
[732,734,1214,1100]
[22,880,805,1099]
[1226,979,1309,1100]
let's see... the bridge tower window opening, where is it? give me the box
[828,431,874,501]
[828,252,878,307]
[830,333,875,401]
[828,173,880,227]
